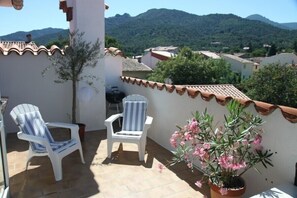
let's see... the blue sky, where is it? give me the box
[0,0,297,36]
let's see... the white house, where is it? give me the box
[142,48,177,69]
[260,53,297,67]
[221,53,259,79]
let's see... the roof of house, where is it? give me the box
[221,53,254,64]
[195,51,221,59]
[0,41,63,56]
[120,76,297,123]
[144,46,178,52]
[123,58,152,72]
[151,51,175,61]
[186,84,251,100]
[105,47,124,57]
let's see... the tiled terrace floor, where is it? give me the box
[6,128,210,198]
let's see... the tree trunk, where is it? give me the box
[72,79,77,124]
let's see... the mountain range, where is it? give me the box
[246,14,297,30]
[1,9,296,55]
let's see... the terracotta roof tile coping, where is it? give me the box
[0,41,63,56]
[121,76,297,123]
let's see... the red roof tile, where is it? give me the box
[186,84,251,100]
[0,41,63,56]
[120,76,297,123]
[105,47,124,57]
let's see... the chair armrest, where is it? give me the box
[145,116,153,126]
[46,122,78,129]
[141,116,153,139]
[105,113,123,125]
[17,132,49,147]
[46,122,80,141]
[105,113,123,139]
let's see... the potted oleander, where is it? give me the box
[168,100,273,197]
[43,31,101,141]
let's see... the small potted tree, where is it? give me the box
[43,31,101,141]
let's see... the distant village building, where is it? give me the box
[260,53,297,67]
[221,53,258,79]
[141,46,177,69]
[123,58,152,79]
[194,51,221,59]
[144,46,178,54]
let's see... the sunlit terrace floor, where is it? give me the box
[6,128,210,198]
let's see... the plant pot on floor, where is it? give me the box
[209,177,246,198]
[76,123,86,142]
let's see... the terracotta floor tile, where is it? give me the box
[6,129,209,197]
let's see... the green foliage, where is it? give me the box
[105,35,121,49]
[252,48,267,57]
[293,40,297,53]
[242,63,297,108]
[147,47,239,85]
[46,35,69,48]
[267,44,277,56]
[106,9,297,56]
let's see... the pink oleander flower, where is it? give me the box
[253,134,262,145]
[203,143,211,150]
[187,162,193,169]
[184,131,193,141]
[170,138,177,148]
[157,163,165,173]
[195,180,203,188]
[219,188,228,195]
[242,139,249,146]
[189,119,200,133]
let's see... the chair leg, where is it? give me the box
[107,140,113,158]
[26,148,34,170]
[78,147,85,164]
[138,141,145,161]
[50,156,62,181]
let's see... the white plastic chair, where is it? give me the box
[104,94,153,161]
[10,104,85,181]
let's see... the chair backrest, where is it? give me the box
[10,104,39,125]
[122,95,148,131]
[10,104,54,151]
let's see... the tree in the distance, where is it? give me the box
[147,47,239,85]
[267,44,277,56]
[242,63,297,108]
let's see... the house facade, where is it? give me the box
[260,53,297,67]
[142,47,177,69]
[221,53,258,79]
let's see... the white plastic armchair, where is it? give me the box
[10,104,85,181]
[104,94,153,161]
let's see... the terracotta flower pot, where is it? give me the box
[76,123,86,142]
[209,178,246,198]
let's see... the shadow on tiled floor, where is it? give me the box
[6,128,210,198]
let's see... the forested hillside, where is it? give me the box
[106,9,297,55]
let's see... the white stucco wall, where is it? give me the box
[260,53,297,67]
[122,81,297,197]
[221,55,254,79]
[0,53,72,133]
[105,54,124,92]
[141,52,161,69]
